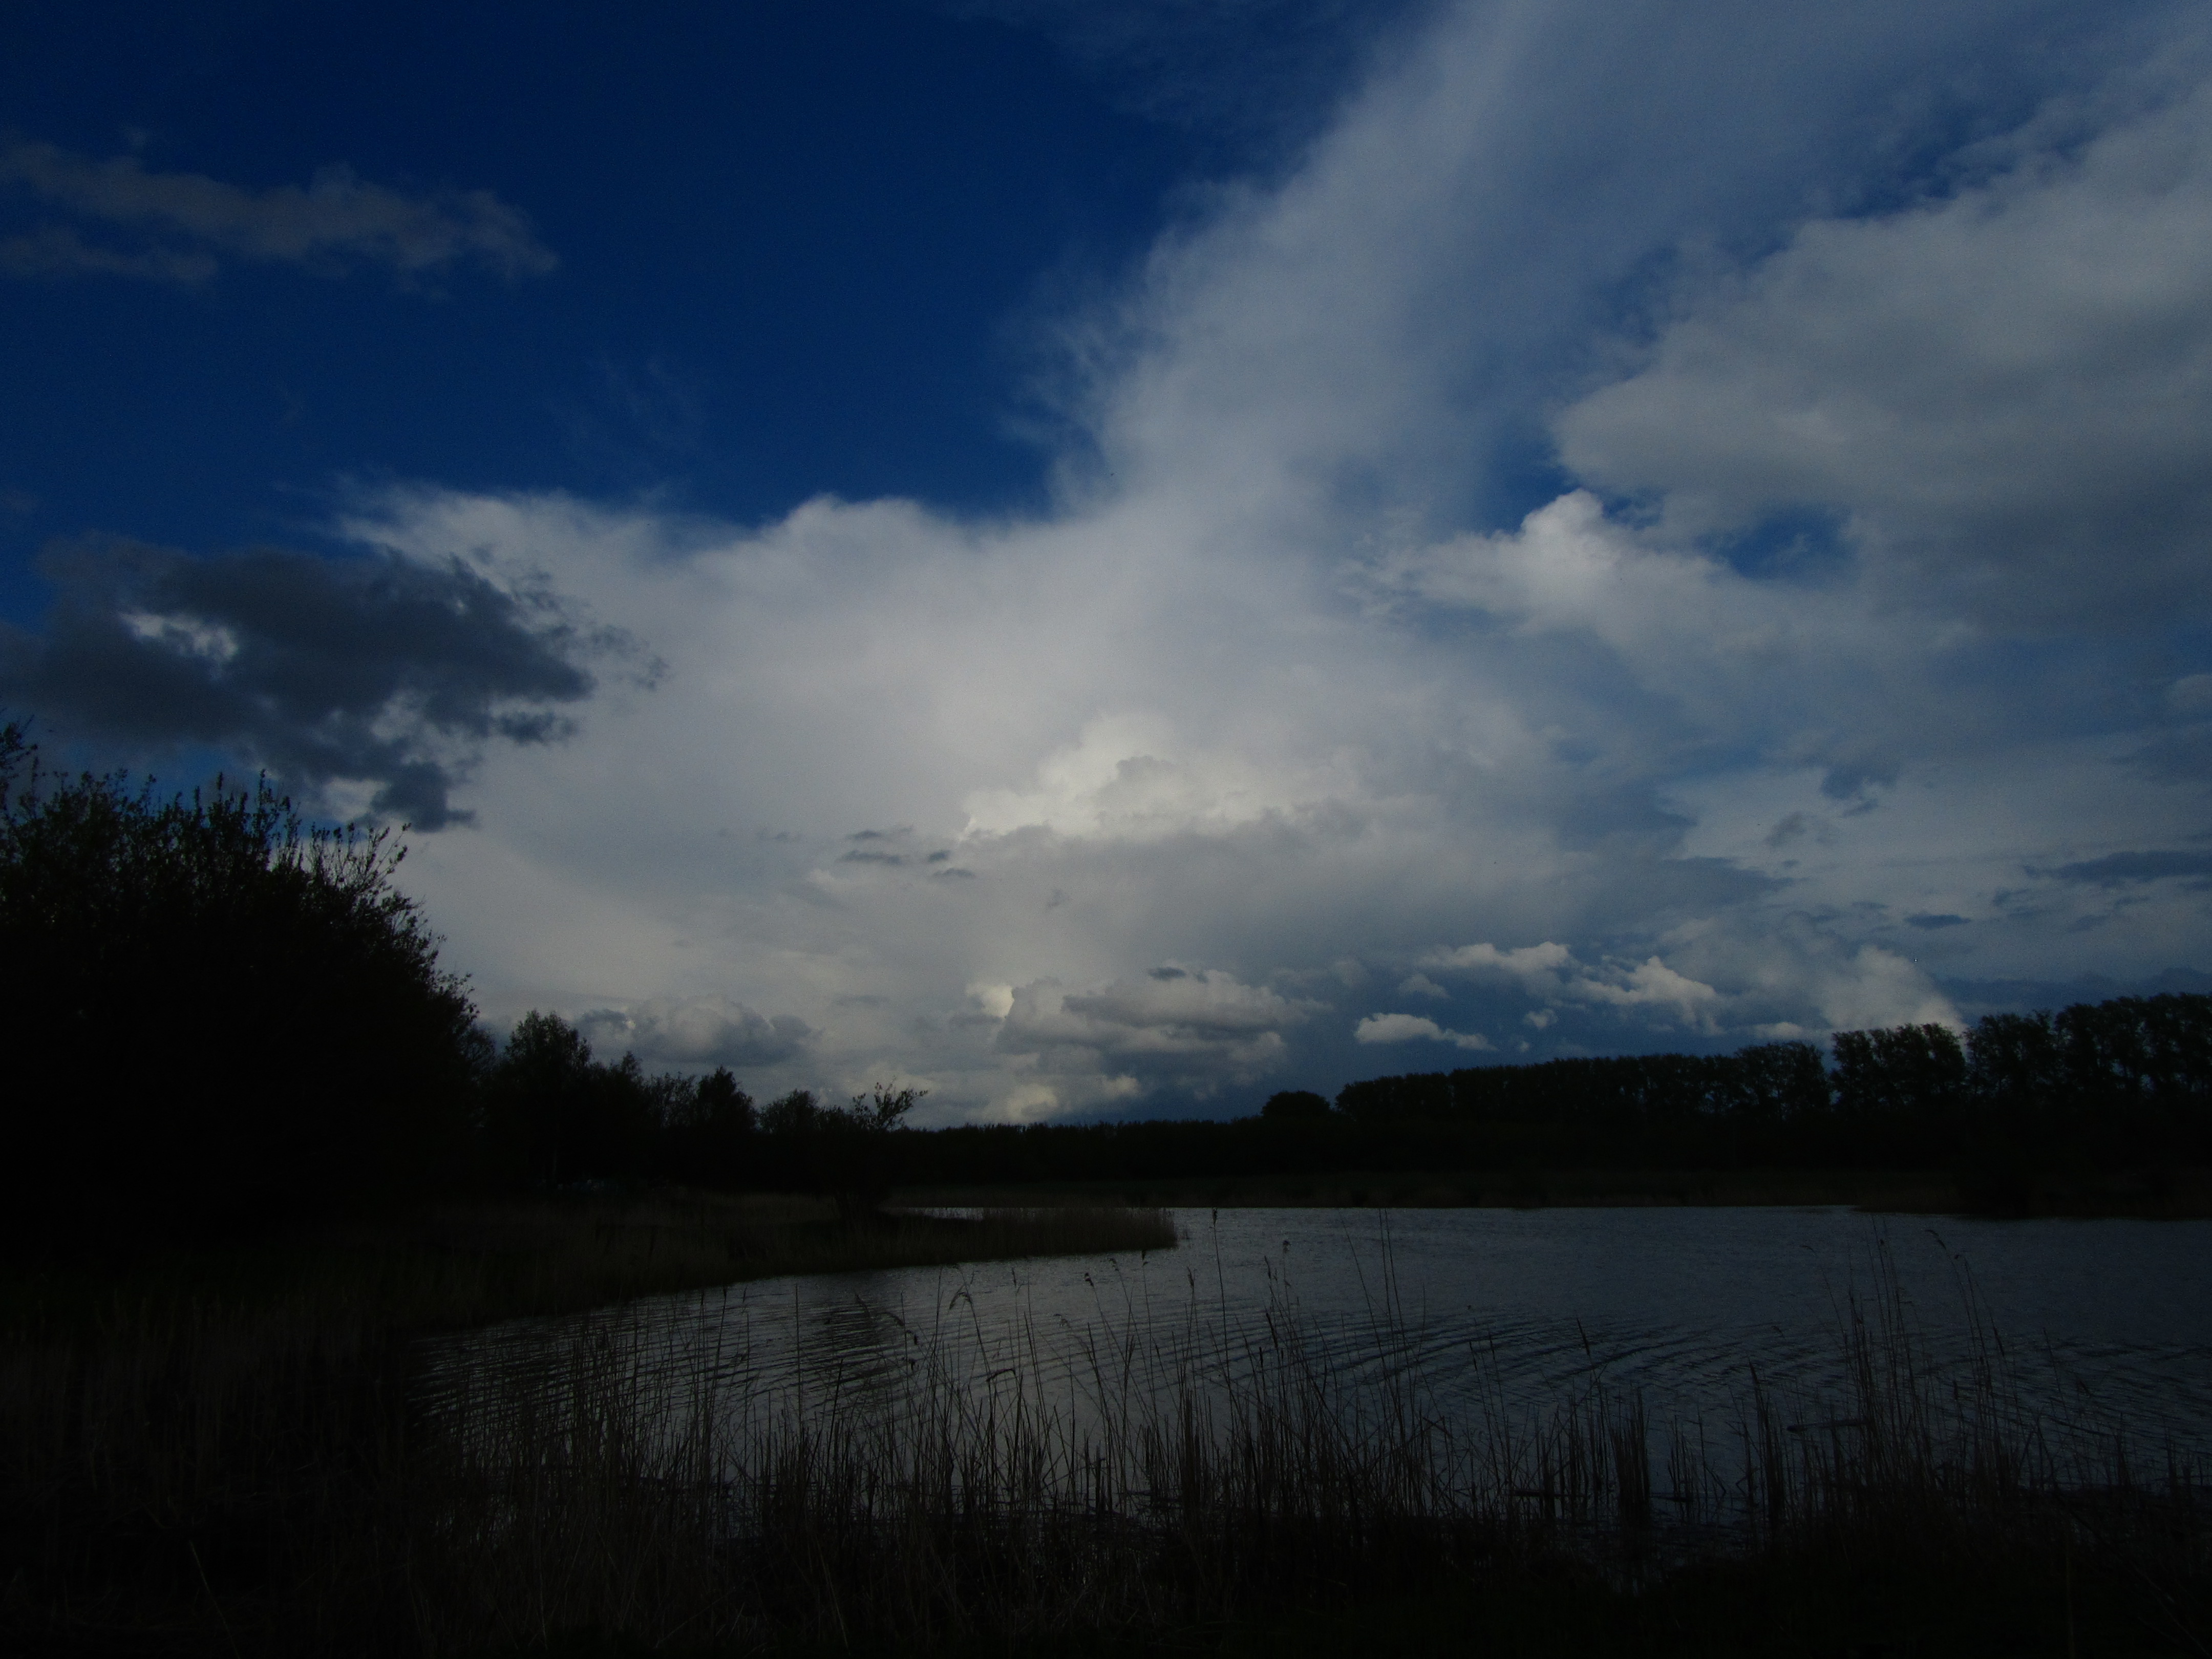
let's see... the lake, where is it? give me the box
[416,1206,2212,1478]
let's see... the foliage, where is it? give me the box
[0,720,484,1250]
[1262,1090,1331,1120]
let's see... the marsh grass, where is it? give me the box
[407,1235,2210,1656]
[4,1207,2204,1656]
[0,1198,1174,1655]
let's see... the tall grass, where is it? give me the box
[0,1200,1174,1654]
[4,1213,2203,1654]
[407,1236,2209,1654]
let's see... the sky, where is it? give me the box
[4,0,2210,1122]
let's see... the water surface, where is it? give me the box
[418,1206,2212,1462]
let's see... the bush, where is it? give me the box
[0,721,485,1251]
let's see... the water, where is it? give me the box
[416,1207,2212,1469]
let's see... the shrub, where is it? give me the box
[0,721,484,1250]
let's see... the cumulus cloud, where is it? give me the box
[1354,1012,1491,1050]
[0,140,555,283]
[576,996,813,1071]
[1416,933,1959,1037]
[996,969,1316,1092]
[1421,940,1722,1031]
[1555,66,2212,627]
[0,538,633,826]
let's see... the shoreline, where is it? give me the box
[895,1164,2212,1218]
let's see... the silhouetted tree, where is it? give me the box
[753,1084,920,1216]
[0,721,483,1250]
[1263,1090,1332,1121]
[657,1065,755,1186]
[483,1010,663,1186]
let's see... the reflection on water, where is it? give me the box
[416,1207,2212,1464]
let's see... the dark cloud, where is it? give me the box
[0,538,628,827]
[1939,966,2212,1019]
[0,140,556,284]
[2045,849,2212,887]
[996,969,1315,1087]
[1820,755,1899,803]
[1906,912,1970,929]
[576,997,813,1070]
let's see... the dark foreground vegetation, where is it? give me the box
[7,1232,2203,1656]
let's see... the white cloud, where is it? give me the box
[163,1,2212,1117]
[996,969,1315,1091]
[0,140,555,283]
[1555,66,2212,627]
[1421,940,1722,1031]
[1418,931,1959,1037]
[1354,1012,1492,1050]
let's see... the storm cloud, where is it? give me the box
[0,538,630,826]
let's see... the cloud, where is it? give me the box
[576,996,813,1071]
[0,538,634,827]
[1554,65,2212,628]
[1353,1012,1491,1050]
[16,2,2208,1117]
[2045,849,2212,886]
[1417,932,1960,1036]
[0,140,555,283]
[1421,939,1722,1030]
[995,969,1315,1091]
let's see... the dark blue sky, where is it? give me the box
[0,2,1237,608]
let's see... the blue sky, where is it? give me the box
[5,0,2211,1120]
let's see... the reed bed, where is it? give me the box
[0,1201,1174,1654]
[4,1215,2204,1655]
[408,1237,2211,1655]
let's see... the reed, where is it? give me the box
[406,1236,2209,1655]
[3,1214,2202,1655]
[0,1199,1174,1654]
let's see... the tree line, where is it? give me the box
[839,998,2210,1195]
[0,724,917,1251]
[1321,1002,2211,1169]
[4,717,2203,1253]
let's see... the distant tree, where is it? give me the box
[662,1065,755,1186]
[484,1009,594,1186]
[1715,1042,1833,1122]
[758,1088,821,1138]
[755,1083,921,1216]
[1832,1024,1969,1157]
[483,1010,661,1187]
[824,1083,922,1218]
[0,721,484,1249]
[1262,1090,1332,1121]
